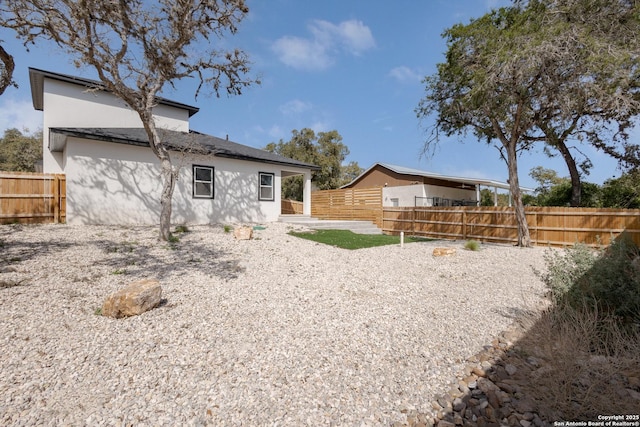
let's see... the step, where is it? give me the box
[278,216,382,235]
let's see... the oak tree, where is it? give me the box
[265,128,362,201]
[417,7,537,246]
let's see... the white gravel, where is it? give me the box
[0,222,549,426]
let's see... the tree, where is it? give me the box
[417,1,640,244]
[416,7,539,246]
[0,0,257,240]
[0,128,42,171]
[479,189,512,207]
[600,172,640,209]
[528,167,602,207]
[265,128,363,201]
[529,167,565,195]
[516,0,640,207]
[0,43,15,95]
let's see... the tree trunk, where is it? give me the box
[142,118,174,241]
[555,140,582,207]
[505,142,531,247]
[159,157,175,241]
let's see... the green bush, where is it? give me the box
[464,240,480,251]
[539,234,640,324]
[174,224,190,233]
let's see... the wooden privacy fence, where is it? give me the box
[312,187,383,228]
[0,172,66,224]
[382,206,640,247]
[281,199,304,215]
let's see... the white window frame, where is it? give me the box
[258,172,275,201]
[193,165,214,199]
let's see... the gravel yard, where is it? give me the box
[0,222,549,426]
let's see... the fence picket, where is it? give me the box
[0,172,66,224]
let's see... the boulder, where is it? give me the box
[102,279,162,318]
[433,247,456,257]
[234,226,253,240]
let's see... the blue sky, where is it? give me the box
[0,0,626,189]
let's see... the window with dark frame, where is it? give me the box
[193,165,214,199]
[259,172,274,201]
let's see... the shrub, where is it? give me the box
[539,234,640,325]
[464,240,480,251]
[223,225,232,233]
[174,224,190,233]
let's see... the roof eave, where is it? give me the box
[214,151,321,170]
[29,67,200,117]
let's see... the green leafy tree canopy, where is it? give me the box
[0,128,42,172]
[265,128,363,201]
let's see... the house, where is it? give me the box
[342,163,521,207]
[29,68,318,225]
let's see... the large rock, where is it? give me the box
[102,279,162,318]
[433,247,456,257]
[234,226,253,240]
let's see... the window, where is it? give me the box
[259,172,274,201]
[193,165,214,199]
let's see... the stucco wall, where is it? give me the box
[42,78,190,173]
[383,184,477,207]
[64,137,302,225]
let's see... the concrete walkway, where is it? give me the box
[278,215,382,235]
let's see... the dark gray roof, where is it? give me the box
[49,127,320,170]
[29,67,200,117]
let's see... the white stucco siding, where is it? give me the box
[64,137,288,225]
[42,78,190,173]
[383,184,476,207]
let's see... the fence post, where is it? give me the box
[462,209,467,240]
[52,174,60,223]
[411,207,415,235]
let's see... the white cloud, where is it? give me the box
[389,66,423,84]
[271,36,333,70]
[0,98,43,135]
[279,99,313,116]
[271,19,375,70]
[310,19,376,55]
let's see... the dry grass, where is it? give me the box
[516,303,640,420]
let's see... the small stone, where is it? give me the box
[486,390,500,410]
[525,357,540,367]
[437,396,451,409]
[520,421,532,427]
[505,364,518,376]
[102,279,162,318]
[453,414,464,425]
[433,247,456,257]
[233,226,253,240]
[452,398,466,412]
[438,421,456,427]
[508,415,520,425]
[513,398,536,413]
[464,374,478,384]
[627,388,640,400]
[472,367,487,377]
